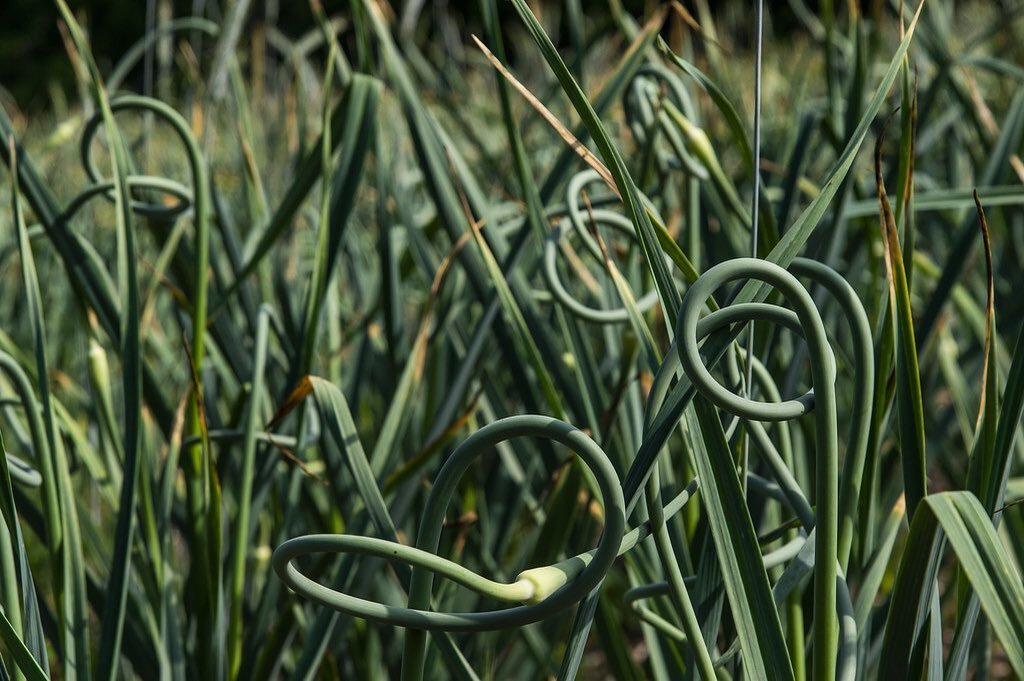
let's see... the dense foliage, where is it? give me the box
[2,1,1024,679]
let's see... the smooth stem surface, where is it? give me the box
[677,258,839,679]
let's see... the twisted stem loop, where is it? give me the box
[676,257,840,680]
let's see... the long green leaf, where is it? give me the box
[298,72,381,376]
[877,128,927,517]
[688,399,794,680]
[880,492,1024,678]
[0,609,47,681]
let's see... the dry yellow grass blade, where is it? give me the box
[470,34,619,197]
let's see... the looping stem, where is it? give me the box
[676,257,840,681]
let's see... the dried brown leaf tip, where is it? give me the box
[974,189,995,426]
[266,375,314,431]
[875,111,900,310]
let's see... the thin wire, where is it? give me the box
[744,0,765,486]
[751,1,765,257]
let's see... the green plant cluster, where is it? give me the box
[2,1,1024,680]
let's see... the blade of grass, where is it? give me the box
[452,162,567,420]
[0,428,48,680]
[966,192,998,499]
[877,120,927,518]
[297,70,381,377]
[687,401,795,679]
[879,492,1024,678]
[0,608,47,681]
[226,305,271,679]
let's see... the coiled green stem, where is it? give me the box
[273,415,703,675]
[2,453,40,488]
[543,208,660,323]
[640,301,808,678]
[273,416,626,679]
[539,168,673,324]
[625,64,708,180]
[676,257,839,681]
[787,258,873,571]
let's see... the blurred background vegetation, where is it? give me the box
[0,0,931,112]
